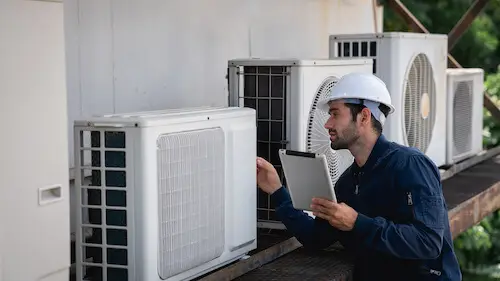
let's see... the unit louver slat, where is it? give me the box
[453,81,473,156]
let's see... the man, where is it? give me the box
[256,72,462,280]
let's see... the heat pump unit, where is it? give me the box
[227,58,373,229]
[329,32,448,167]
[445,68,484,165]
[73,107,257,281]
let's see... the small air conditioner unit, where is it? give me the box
[227,58,373,229]
[445,68,484,165]
[329,32,448,167]
[74,106,257,281]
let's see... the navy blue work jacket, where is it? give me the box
[271,134,462,281]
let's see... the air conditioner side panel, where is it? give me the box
[126,128,138,281]
[135,127,159,281]
[377,37,404,144]
[228,65,241,107]
[289,66,304,151]
[226,115,257,251]
[426,37,448,167]
[472,72,485,155]
[445,75,456,165]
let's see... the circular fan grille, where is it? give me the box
[403,53,436,153]
[453,81,473,155]
[307,77,354,185]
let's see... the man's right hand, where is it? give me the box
[256,157,282,195]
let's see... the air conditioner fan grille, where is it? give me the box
[403,53,436,153]
[307,77,353,185]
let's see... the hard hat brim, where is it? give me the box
[318,97,395,115]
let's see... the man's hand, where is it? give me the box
[256,157,282,194]
[311,198,358,231]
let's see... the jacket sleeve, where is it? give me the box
[351,154,446,260]
[271,186,344,250]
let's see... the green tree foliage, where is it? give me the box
[384,0,500,73]
[484,68,500,148]
[383,0,500,278]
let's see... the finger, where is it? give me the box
[312,211,330,221]
[256,157,266,168]
[311,197,328,205]
[312,198,336,208]
[310,203,329,214]
[256,157,273,170]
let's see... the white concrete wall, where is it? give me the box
[64,0,384,172]
[0,1,69,281]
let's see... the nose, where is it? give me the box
[324,115,334,130]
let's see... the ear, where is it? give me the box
[360,107,372,125]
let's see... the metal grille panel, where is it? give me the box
[403,53,436,153]
[77,130,130,281]
[238,66,288,226]
[157,128,225,279]
[453,80,473,157]
[332,40,378,73]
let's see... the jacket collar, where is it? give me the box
[352,134,391,171]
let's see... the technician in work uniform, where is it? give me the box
[256,73,462,281]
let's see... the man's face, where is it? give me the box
[324,100,360,150]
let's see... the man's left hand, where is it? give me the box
[311,198,358,231]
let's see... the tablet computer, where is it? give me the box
[278,149,337,212]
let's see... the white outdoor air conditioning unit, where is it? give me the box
[227,58,373,229]
[74,106,257,281]
[329,32,448,167]
[445,68,484,165]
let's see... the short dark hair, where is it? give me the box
[344,103,391,135]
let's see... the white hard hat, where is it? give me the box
[318,72,395,124]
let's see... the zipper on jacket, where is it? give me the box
[407,192,413,205]
[407,191,415,218]
[353,171,362,195]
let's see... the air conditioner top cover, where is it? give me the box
[228,58,372,66]
[74,106,252,127]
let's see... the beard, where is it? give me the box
[330,123,359,150]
